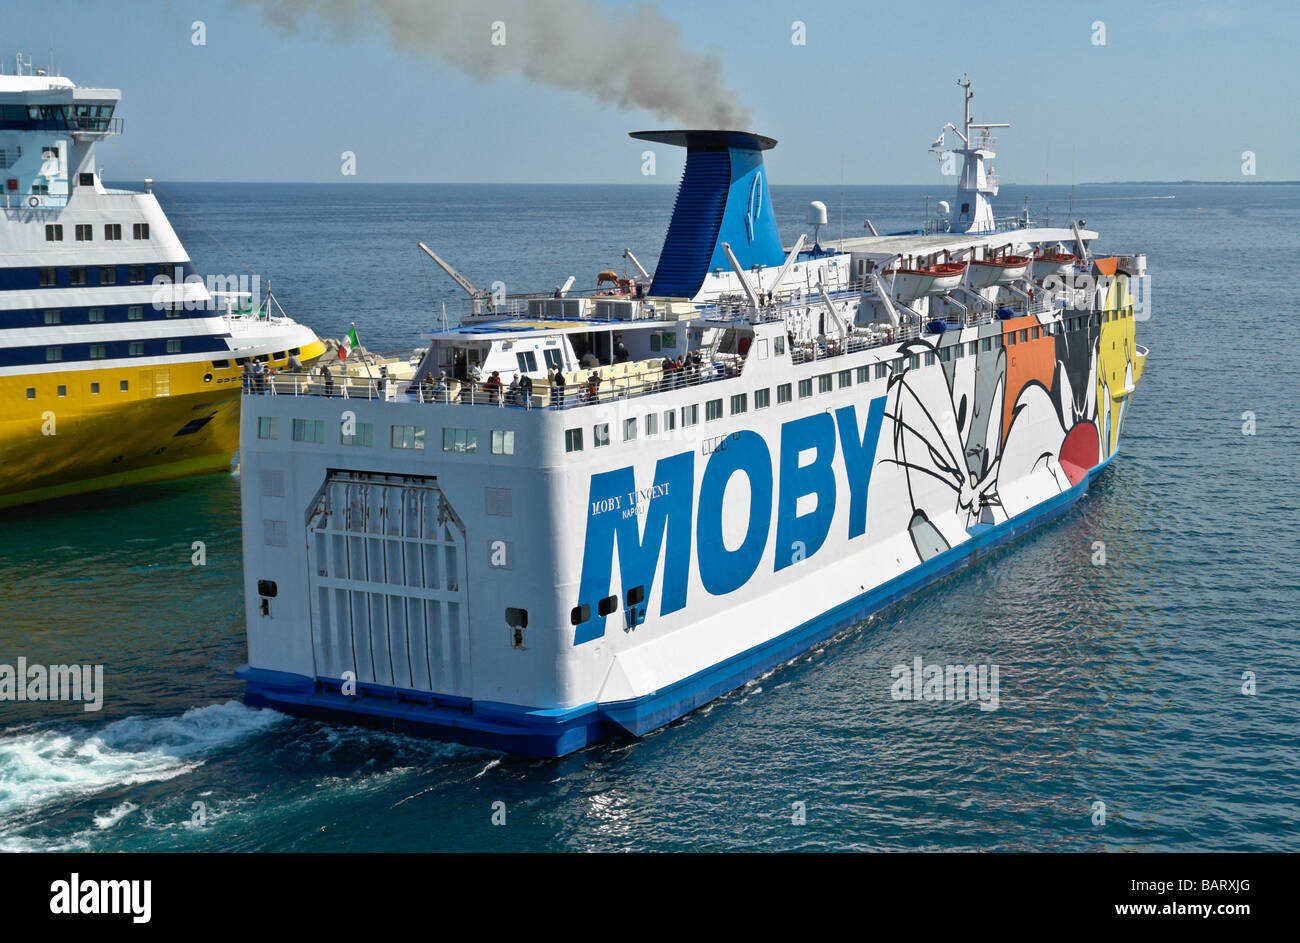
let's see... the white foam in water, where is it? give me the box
[0,701,285,828]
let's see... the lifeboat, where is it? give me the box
[891,262,968,300]
[1030,252,1077,279]
[967,254,1029,289]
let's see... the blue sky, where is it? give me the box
[8,0,1298,184]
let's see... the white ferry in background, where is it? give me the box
[237,79,1147,756]
[0,57,323,509]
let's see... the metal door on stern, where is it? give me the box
[305,473,471,698]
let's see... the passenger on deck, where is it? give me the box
[551,369,566,407]
[586,370,601,403]
[252,359,266,393]
[320,364,334,398]
[507,374,522,406]
[485,371,502,404]
[433,372,448,402]
[242,362,253,393]
[519,372,534,407]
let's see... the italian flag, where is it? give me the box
[339,325,359,361]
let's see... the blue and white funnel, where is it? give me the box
[632,130,785,299]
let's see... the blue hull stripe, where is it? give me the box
[239,455,1114,757]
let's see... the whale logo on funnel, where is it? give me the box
[631,130,785,299]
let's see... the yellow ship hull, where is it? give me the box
[0,338,325,509]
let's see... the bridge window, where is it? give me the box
[44,225,62,241]
[565,427,583,452]
[293,419,325,443]
[515,351,538,373]
[257,416,279,439]
[755,388,770,409]
[778,383,792,404]
[543,348,562,371]
[491,429,515,454]
[681,404,699,426]
[705,399,723,421]
[593,423,610,447]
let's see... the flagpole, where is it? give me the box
[349,322,376,392]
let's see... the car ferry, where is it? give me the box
[0,58,324,508]
[236,79,1147,756]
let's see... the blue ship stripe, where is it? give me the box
[0,334,232,367]
[0,260,199,292]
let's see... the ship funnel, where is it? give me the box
[631,130,785,299]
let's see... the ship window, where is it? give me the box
[597,595,618,617]
[939,347,952,363]
[874,363,888,379]
[623,417,637,441]
[515,351,538,374]
[924,352,936,366]
[981,338,992,351]
[79,173,94,187]
[778,383,792,404]
[133,223,150,240]
[257,416,279,439]
[90,382,99,394]
[968,341,978,355]
[730,393,747,415]
[626,586,645,607]
[389,424,426,449]
[1019,330,1028,343]
[42,145,58,158]
[491,429,515,454]
[44,310,61,325]
[774,336,786,356]
[593,423,610,447]
[26,388,34,399]
[45,347,62,362]
[755,388,770,409]
[798,379,812,399]
[645,413,657,436]
[167,339,182,354]
[129,342,145,356]
[129,265,145,284]
[565,427,583,452]
[293,419,325,443]
[838,370,852,388]
[341,422,374,447]
[89,345,105,359]
[662,410,676,431]
[120,380,129,391]
[506,607,528,629]
[818,374,833,393]
[57,385,66,397]
[543,348,562,371]
[212,360,229,369]
[128,306,143,320]
[907,355,920,370]
[44,224,62,241]
[104,223,121,240]
[38,267,56,286]
[705,399,723,421]
[650,334,661,353]
[856,366,870,383]
[681,404,699,426]
[75,224,92,241]
[69,267,87,286]
[570,604,590,626]
[1031,327,1040,340]
[99,266,116,285]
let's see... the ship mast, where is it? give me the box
[931,75,1008,233]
